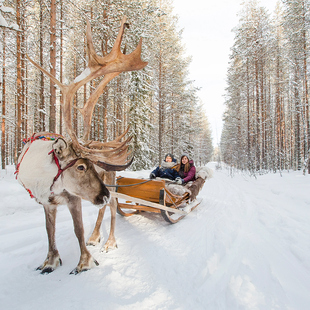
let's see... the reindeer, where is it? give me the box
[17,16,147,274]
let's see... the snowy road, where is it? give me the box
[0,164,310,310]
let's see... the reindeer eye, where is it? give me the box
[77,164,86,171]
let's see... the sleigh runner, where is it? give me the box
[112,167,212,224]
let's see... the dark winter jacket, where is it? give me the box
[151,159,179,180]
[178,160,196,183]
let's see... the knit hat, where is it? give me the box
[165,153,174,161]
[181,153,190,160]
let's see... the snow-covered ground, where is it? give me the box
[1,163,310,310]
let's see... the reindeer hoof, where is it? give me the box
[36,258,62,274]
[40,267,55,274]
[69,258,99,275]
[102,240,118,253]
[70,268,83,275]
[86,235,101,246]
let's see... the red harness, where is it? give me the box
[15,133,64,178]
[48,150,79,191]
[15,133,78,199]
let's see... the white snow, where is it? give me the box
[0,12,8,27]
[74,67,91,83]
[0,0,15,13]
[0,163,310,310]
[0,1,18,30]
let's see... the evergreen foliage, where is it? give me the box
[221,0,310,174]
[0,0,213,170]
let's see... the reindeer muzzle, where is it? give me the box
[94,190,110,208]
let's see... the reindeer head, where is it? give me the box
[27,16,148,171]
[50,137,110,206]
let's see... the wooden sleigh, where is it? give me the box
[110,176,206,224]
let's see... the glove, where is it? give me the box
[175,177,183,185]
[150,173,156,179]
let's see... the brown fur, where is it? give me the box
[18,138,110,274]
[166,166,213,201]
[185,177,205,201]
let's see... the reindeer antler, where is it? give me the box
[27,16,148,170]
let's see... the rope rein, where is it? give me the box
[16,133,183,200]
[105,179,152,188]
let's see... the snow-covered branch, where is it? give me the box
[0,0,19,31]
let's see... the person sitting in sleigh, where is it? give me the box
[174,153,196,185]
[150,153,180,181]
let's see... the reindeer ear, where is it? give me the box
[52,138,68,158]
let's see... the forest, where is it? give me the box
[221,0,310,174]
[0,0,213,171]
[3,0,310,176]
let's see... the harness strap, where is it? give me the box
[15,132,77,199]
[14,133,37,178]
[48,150,79,191]
[15,132,64,179]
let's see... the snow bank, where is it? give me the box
[1,163,310,310]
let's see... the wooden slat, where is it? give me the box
[117,203,162,213]
[116,177,189,206]
[111,192,187,215]
[116,177,165,203]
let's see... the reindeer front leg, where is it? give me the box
[37,205,62,274]
[66,195,98,274]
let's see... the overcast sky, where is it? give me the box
[172,0,280,146]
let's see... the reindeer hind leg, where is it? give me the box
[102,172,117,252]
[87,206,106,246]
[102,196,118,252]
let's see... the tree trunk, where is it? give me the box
[255,59,260,170]
[49,0,56,132]
[21,2,26,140]
[302,33,309,173]
[59,0,63,134]
[246,60,251,169]
[294,62,302,170]
[73,43,78,134]
[1,30,6,169]
[16,0,22,162]
[39,2,45,132]
[158,51,164,164]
